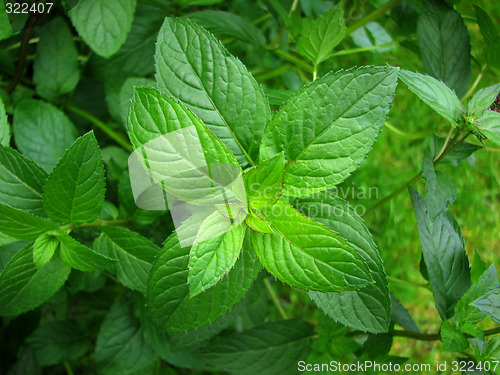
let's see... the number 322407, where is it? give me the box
[5,2,54,14]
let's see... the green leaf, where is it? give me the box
[0,97,10,146]
[472,287,500,324]
[119,77,155,125]
[474,5,499,46]
[398,70,465,125]
[26,321,91,366]
[69,0,137,58]
[178,0,224,6]
[455,265,499,325]
[43,131,105,225]
[417,0,471,97]
[13,100,78,172]
[429,135,482,166]
[297,3,345,66]
[470,250,487,284]
[128,87,242,205]
[155,18,271,165]
[0,1,13,41]
[409,187,470,319]
[251,200,372,292]
[0,204,58,240]
[59,232,114,272]
[422,154,457,220]
[468,84,500,118]
[187,10,266,47]
[350,22,394,54]
[197,319,313,375]
[33,18,80,100]
[477,110,500,146]
[0,146,48,216]
[390,293,420,332]
[94,226,159,293]
[243,152,284,208]
[147,231,261,333]
[188,223,246,297]
[0,245,70,316]
[440,321,469,352]
[95,294,157,375]
[6,348,41,375]
[260,66,398,197]
[292,193,390,333]
[33,233,59,268]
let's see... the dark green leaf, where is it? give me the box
[43,131,105,225]
[0,204,58,240]
[0,245,70,316]
[398,70,464,125]
[422,154,457,220]
[409,187,470,319]
[0,146,47,216]
[0,2,13,42]
[472,287,500,324]
[197,319,313,375]
[13,100,78,172]
[293,193,390,333]
[95,294,157,374]
[297,3,345,66]
[440,320,469,352]
[417,0,471,97]
[429,135,482,166]
[390,293,420,332]
[146,231,261,333]
[155,18,271,165]
[7,348,41,375]
[33,18,80,100]
[59,232,114,272]
[69,0,137,58]
[187,10,266,47]
[470,250,487,284]
[94,226,159,292]
[26,321,91,366]
[261,66,398,196]
[0,98,9,146]
[474,5,499,45]
[251,200,372,292]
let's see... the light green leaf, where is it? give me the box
[440,321,469,352]
[95,294,157,375]
[0,146,47,216]
[147,231,261,333]
[69,0,137,58]
[0,245,71,316]
[470,250,487,284]
[292,194,390,333]
[13,99,78,172]
[468,84,500,118]
[422,154,457,220]
[0,204,58,240]
[251,200,372,292]
[187,10,266,47]
[33,232,59,268]
[472,287,500,324]
[128,87,241,206]
[477,110,500,146]
[398,70,464,126]
[155,18,271,165]
[350,22,394,54]
[474,5,499,46]
[296,2,345,66]
[417,0,471,97]
[94,226,159,293]
[243,152,284,208]
[0,98,9,146]
[188,224,246,297]
[455,265,499,325]
[59,232,114,272]
[197,319,313,375]
[260,66,398,197]
[43,131,105,225]
[26,321,91,366]
[33,18,80,100]
[409,187,470,320]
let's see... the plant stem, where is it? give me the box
[66,105,133,152]
[63,219,130,231]
[63,361,75,375]
[271,49,313,73]
[385,122,434,140]
[393,326,500,341]
[387,276,430,290]
[254,64,292,82]
[330,41,398,57]
[263,277,288,320]
[461,64,487,102]
[346,0,403,35]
